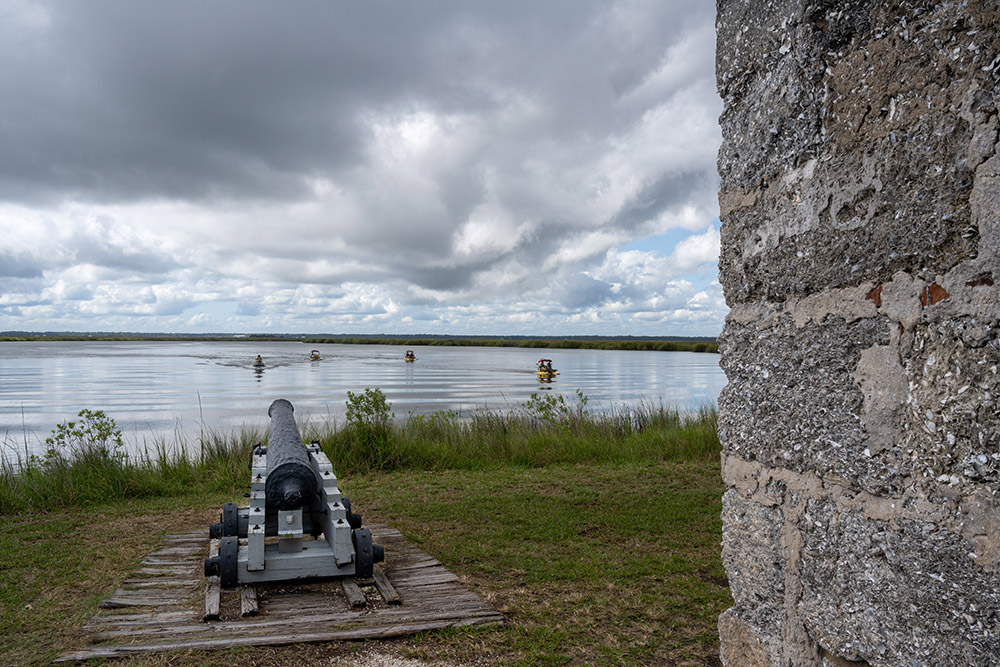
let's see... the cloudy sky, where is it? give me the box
[0,0,724,337]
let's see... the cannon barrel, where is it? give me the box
[265,398,318,510]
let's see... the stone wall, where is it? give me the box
[714,2,999,665]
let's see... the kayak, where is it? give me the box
[309,350,322,361]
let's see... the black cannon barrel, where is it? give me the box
[265,398,318,510]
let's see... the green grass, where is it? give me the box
[0,496,229,666]
[0,399,728,665]
[349,461,729,665]
[0,423,262,514]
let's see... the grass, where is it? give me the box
[0,422,263,514]
[0,396,719,514]
[0,496,229,666]
[347,462,729,665]
[0,397,729,665]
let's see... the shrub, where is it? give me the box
[521,390,589,429]
[344,388,396,468]
[44,409,126,465]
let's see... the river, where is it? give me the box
[0,341,725,460]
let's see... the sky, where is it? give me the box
[0,0,725,337]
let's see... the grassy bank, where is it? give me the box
[304,336,718,354]
[0,396,729,665]
[0,394,719,514]
[1,333,718,353]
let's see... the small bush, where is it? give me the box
[345,388,392,432]
[344,388,396,468]
[521,389,589,431]
[44,409,125,465]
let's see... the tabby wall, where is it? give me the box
[714,2,999,665]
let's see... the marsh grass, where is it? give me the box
[2,334,718,354]
[0,420,267,513]
[304,335,719,353]
[1,394,716,514]
[313,389,719,473]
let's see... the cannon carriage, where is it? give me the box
[204,398,384,588]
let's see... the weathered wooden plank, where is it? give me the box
[263,594,347,614]
[240,586,258,617]
[388,571,459,586]
[91,611,492,641]
[340,579,368,607]
[88,603,504,641]
[134,566,194,577]
[104,589,193,602]
[203,577,221,621]
[141,558,197,566]
[163,534,204,542]
[85,610,193,628]
[86,608,505,644]
[100,596,191,609]
[203,539,221,622]
[390,588,486,603]
[121,578,201,588]
[97,589,483,626]
[148,544,203,555]
[372,565,401,605]
[59,614,505,661]
[384,560,441,573]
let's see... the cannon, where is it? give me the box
[204,398,384,588]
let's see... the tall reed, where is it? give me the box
[0,396,718,514]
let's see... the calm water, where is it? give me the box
[0,341,725,459]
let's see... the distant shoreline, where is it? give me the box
[0,333,718,353]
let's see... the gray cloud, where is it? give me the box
[0,252,44,278]
[553,274,616,310]
[607,172,717,234]
[69,236,180,275]
[0,1,726,336]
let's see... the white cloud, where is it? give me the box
[665,225,721,274]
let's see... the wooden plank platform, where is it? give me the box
[58,525,503,662]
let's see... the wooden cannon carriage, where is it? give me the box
[204,398,384,588]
